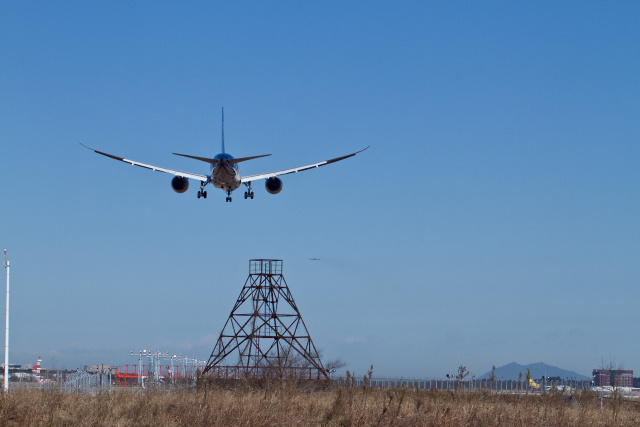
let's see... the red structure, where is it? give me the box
[593,369,610,386]
[114,363,204,386]
[592,369,634,387]
[114,365,146,387]
[202,260,327,379]
[33,356,41,382]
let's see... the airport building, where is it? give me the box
[592,369,633,387]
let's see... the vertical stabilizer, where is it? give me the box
[221,107,225,154]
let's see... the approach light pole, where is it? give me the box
[3,250,9,393]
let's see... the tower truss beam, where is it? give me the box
[203,259,327,380]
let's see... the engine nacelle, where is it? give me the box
[265,177,283,194]
[171,176,189,193]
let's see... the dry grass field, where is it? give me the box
[1,381,640,426]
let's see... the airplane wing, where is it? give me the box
[80,144,209,182]
[240,146,369,183]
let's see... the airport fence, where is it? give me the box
[340,377,594,393]
[7,374,595,395]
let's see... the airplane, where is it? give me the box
[82,108,368,202]
[309,258,321,261]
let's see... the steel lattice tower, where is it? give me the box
[202,260,328,379]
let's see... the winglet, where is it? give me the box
[80,142,126,161]
[324,146,370,164]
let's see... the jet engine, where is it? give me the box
[265,177,283,194]
[171,176,189,193]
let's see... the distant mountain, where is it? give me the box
[477,362,588,381]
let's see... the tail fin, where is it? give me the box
[221,107,225,154]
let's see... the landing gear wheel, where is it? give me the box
[243,182,255,200]
[198,180,209,200]
[226,196,232,202]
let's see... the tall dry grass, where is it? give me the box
[1,381,640,426]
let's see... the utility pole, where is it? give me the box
[3,250,9,393]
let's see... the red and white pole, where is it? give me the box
[34,356,41,382]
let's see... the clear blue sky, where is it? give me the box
[1,1,638,378]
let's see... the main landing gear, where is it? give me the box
[197,181,208,199]
[243,182,254,200]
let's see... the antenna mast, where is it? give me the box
[3,250,9,393]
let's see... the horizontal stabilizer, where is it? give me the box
[172,152,271,164]
[172,153,219,163]
[228,154,271,164]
